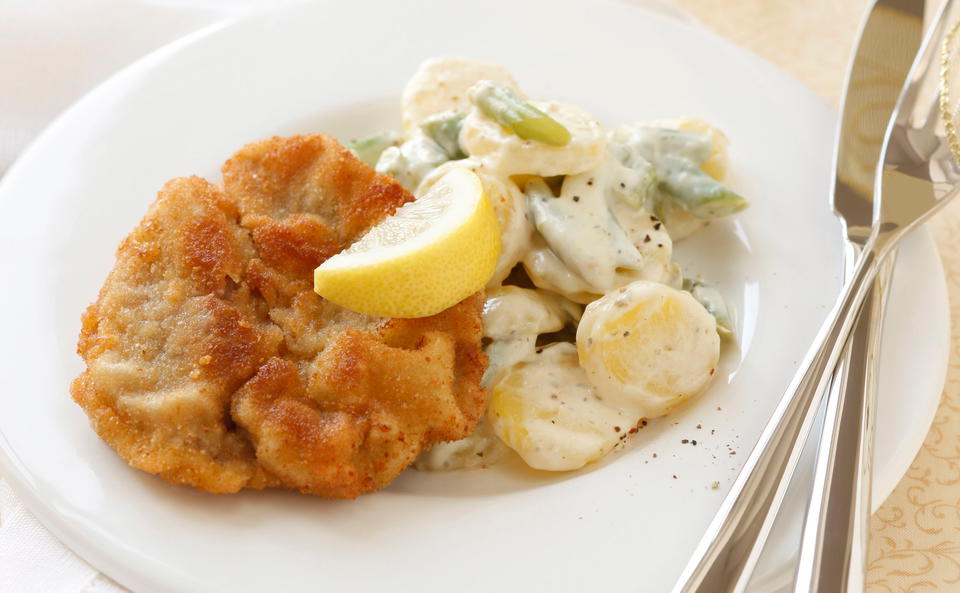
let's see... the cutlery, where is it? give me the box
[671,2,960,589]
[795,1,925,591]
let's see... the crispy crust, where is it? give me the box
[72,135,487,498]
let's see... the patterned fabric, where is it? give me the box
[866,201,960,593]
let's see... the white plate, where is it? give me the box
[0,1,949,592]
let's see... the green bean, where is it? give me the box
[420,111,467,159]
[347,131,400,167]
[470,81,571,146]
[525,178,642,289]
[683,278,733,339]
[482,340,520,388]
[651,195,707,241]
[613,125,712,166]
[526,179,589,278]
[610,123,747,227]
[658,155,748,218]
[607,144,658,208]
[525,179,564,232]
[642,128,712,165]
[374,136,449,192]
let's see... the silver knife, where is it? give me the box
[794,1,925,591]
[668,3,927,592]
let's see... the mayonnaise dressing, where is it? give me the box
[392,57,736,473]
[488,342,638,471]
[375,135,449,192]
[401,57,521,134]
[521,154,676,302]
[460,100,606,177]
[481,286,580,387]
[416,286,581,471]
[522,235,599,304]
[577,280,721,418]
[526,172,643,291]
[414,418,505,471]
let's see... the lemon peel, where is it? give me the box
[314,168,501,318]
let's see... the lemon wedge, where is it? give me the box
[314,168,501,318]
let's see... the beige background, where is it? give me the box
[675,1,960,590]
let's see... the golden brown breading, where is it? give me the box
[72,135,487,498]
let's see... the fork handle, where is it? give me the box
[670,231,891,593]
[793,251,894,593]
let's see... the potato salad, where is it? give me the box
[348,57,747,472]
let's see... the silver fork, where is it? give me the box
[671,3,960,589]
[795,1,926,590]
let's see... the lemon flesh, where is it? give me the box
[314,168,501,318]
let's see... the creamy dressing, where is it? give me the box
[401,57,521,134]
[480,286,580,387]
[375,135,449,192]
[609,124,713,167]
[481,285,579,339]
[413,418,505,471]
[521,236,599,304]
[520,154,676,303]
[577,281,721,418]
[651,194,708,241]
[394,58,733,472]
[487,343,637,471]
[526,173,643,291]
[460,100,606,177]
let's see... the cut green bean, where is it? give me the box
[470,81,571,146]
[658,155,748,219]
[640,128,712,165]
[683,278,733,339]
[482,339,522,388]
[525,177,643,290]
[347,131,400,167]
[421,111,467,160]
[607,144,658,208]
[612,125,712,166]
[652,195,709,241]
[609,122,747,222]
[374,136,449,192]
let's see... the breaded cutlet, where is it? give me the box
[72,135,487,498]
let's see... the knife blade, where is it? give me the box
[794,1,924,591]
[667,3,926,593]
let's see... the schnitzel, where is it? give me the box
[71,135,488,498]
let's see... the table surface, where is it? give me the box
[676,1,960,590]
